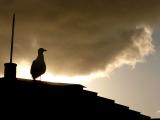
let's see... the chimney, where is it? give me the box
[4,63,17,80]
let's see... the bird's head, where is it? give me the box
[38,48,47,54]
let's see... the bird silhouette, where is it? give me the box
[30,48,47,81]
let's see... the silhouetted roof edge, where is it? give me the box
[0,77,85,89]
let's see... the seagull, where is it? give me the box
[30,48,47,81]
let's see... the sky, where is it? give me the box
[0,0,160,118]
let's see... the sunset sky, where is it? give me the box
[0,0,160,118]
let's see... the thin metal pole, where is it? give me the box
[10,13,15,63]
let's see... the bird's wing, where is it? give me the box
[30,60,39,75]
[31,59,46,78]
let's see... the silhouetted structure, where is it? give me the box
[0,69,156,119]
[30,48,47,81]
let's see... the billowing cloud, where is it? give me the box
[106,25,154,72]
[0,0,159,77]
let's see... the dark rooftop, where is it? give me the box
[0,63,157,119]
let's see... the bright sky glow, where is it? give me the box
[16,60,109,84]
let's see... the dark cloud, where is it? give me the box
[0,0,158,76]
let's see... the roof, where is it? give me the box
[0,77,85,96]
[0,77,85,89]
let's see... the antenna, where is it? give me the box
[10,13,15,63]
[4,13,17,80]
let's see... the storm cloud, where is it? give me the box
[0,0,159,76]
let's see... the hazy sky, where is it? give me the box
[0,0,160,118]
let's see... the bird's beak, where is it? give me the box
[44,49,47,52]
